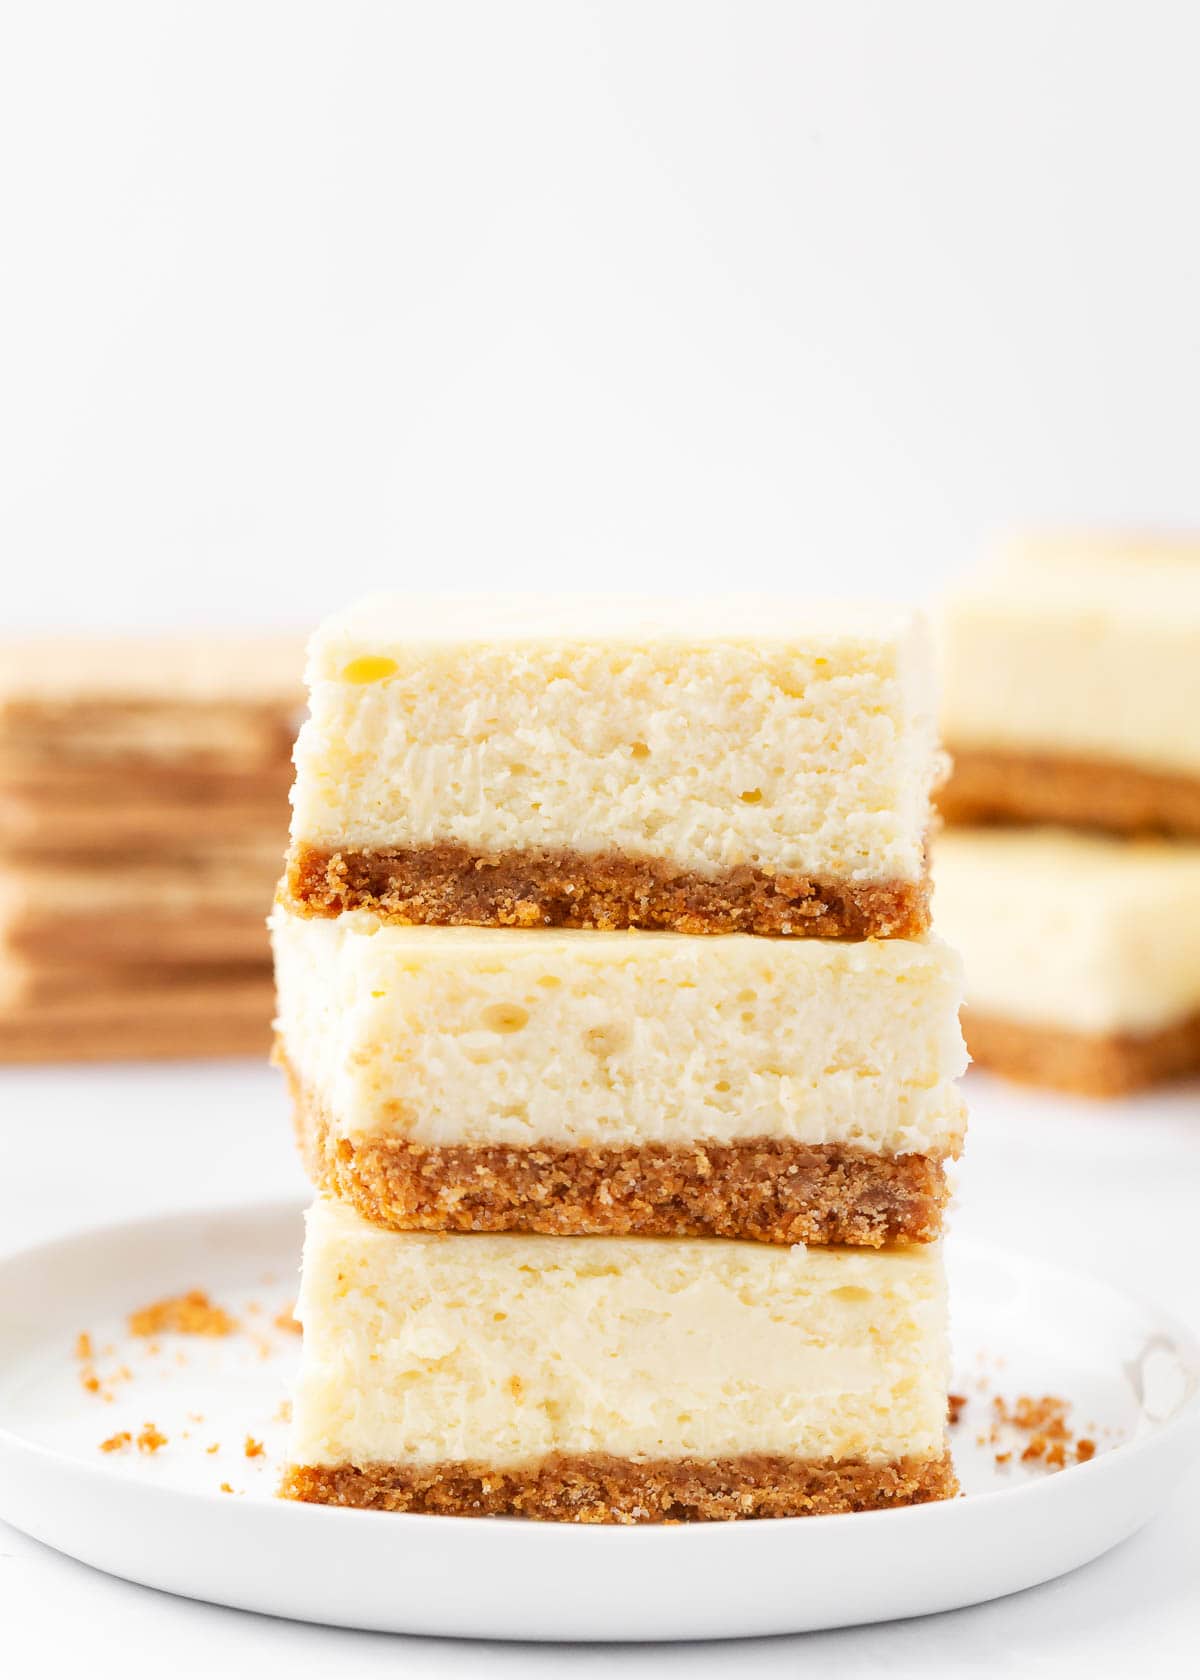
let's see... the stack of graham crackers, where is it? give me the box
[271,596,967,1524]
[0,636,303,1063]
[934,537,1200,1095]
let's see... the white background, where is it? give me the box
[2,1,1200,1673]
[3,0,1200,630]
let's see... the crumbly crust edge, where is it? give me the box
[280,1449,958,1522]
[962,1005,1200,1097]
[940,746,1200,838]
[282,841,931,939]
[278,1048,952,1246]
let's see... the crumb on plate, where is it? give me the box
[129,1289,238,1338]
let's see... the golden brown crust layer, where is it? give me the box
[281,1449,958,1522]
[283,842,931,939]
[940,746,1200,839]
[283,1055,949,1245]
[962,1006,1200,1097]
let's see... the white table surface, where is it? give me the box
[1,1058,1197,1677]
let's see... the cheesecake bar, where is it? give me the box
[272,914,966,1245]
[281,1197,956,1523]
[934,827,1200,1095]
[283,595,942,938]
[940,539,1200,836]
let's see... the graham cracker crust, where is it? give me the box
[281,1449,957,1523]
[282,1056,949,1245]
[940,746,1200,839]
[962,1006,1200,1097]
[282,842,930,939]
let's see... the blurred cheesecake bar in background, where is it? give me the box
[282,1196,956,1522]
[271,915,966,1245]
[939,537,1200,836]
[282,594,944,939]
[933,827,1200,1095]
[0,636,304,1062]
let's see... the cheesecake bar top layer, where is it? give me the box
[941,548,1200,777]
[271,914,966,1158]
[289,1198,951,1470]
[288,593,941,889]
[933,827,1200,1035]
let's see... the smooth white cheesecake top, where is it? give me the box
[304,592,925,667]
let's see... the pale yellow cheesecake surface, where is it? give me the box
[934,827,1200,1035]
[288,1197,951,1470]
[288,594,941,887]
[271,913,966,1157]
[941,545,1200,777]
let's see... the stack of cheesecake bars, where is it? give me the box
[933,537,1200,1096]
[271,596,967,1523]
[0,635,301,1063]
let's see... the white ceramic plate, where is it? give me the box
[0,1201,1197,1642]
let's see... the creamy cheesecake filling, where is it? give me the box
[271,914,966,1158]
[941,554,1200,779]
[288,1199,951,1471]
[288,594,941,890]
[933,828,1200,1036]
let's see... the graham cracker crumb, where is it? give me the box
[75,1329,115,1401]
[219,1482,234,1494]
[129,1289,238,1338]
[136,1422,167,1454]
[990,1394,1096,1472]
[947,1393,967,1426]
[99,1431,132,1453]
[274,1304,302,1335]
[206,1443,220,1455]
[244,1436,265,1459]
